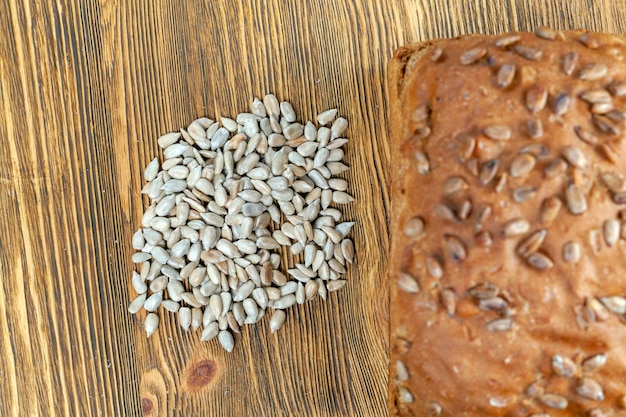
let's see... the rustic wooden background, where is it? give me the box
[1,0,625,416]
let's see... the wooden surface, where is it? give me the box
[1,1,625,416]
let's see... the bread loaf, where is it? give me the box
[388,29,626,417]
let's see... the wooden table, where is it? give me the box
[2,1,624,415]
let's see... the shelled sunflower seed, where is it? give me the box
[130,94,355,351]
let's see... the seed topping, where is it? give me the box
[526,85,548,114]
[460,47,487,65]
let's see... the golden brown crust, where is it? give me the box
[389,29,626,417]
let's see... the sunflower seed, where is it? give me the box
[579,63,608,81]
[526,382,544,398]
[527,252,554,270]
[411,104,429,123]
[415,151,430,175]
[294,283,305,304]
[317,109,338,126]
[441,288,456,316]
[574,126,599,145]
[562,146,587,169]
[600,296,626,314]
[517,229,547,256]
[302,280,318,301]
[527,119,543,138]
[443,235,466,262]
[287,268,310,283]
[268,116,282,134]
[614,192,626,204]
[273,294,296,309]
[601,141,621,164]
[591,102,614,114]
[588,409,612,417]
[580,89,612,105]
[544,158,567,179]
[404,217,425,238]
[484,125,511,141]
[495,34,520,47]
[513,186,537,203]
[485,318,513,332]
[218,330,234,352]
[540,393,568,410]
[262,94,280,119]
[162,179,188,193]
[603,219,620,246]
[315,278,327,300]
[526,85,547,113]
[426,256,443,279]
[132,251,151,264]
[594,114,621,135]
[396,360,409,381]
[608,81,626,97]
[583,353,607,372]
[158,132,182,148]
[476,231,493,247]
[435,203,457,222]
[162,299,180,313]
[457,134,476,162]
[132,271,147,294]
[242,298,259,320]
[398,273,419,293]
[232,281,254,302]
[144,313,159,338]
[502,219,530,237]
[149,276,168,293]
[331,117,348,139]
[535,26,559,40]
[463,201,477,223]
[496,64,516,88]
[552,92,571,116]
[327,161,349,175]
[219,117,237,133]
[341,239,355,264]
[144,292,163,312]
[515,44,543,60]
[578,32,601,48]
[277,102,295,123]
[327,280,347,292]
[200,322,219,341]
[128,294,147,314]
[144,158,160,181]
[267,310,287,333]
[431,47,444,61]
[576,378,604,401]
[510,154,536,177]
[563,241,581,263]
[493,173,506,194]
[398,386,414,403]
[469,282,498,300]
[427,401,442,417]
[565,183,587,215]
[478,297,507,312]
[249,98,267,117]
[561,51,578,75]
[552,355,578,377]
[479,159,499,185]
[460,47,486,65]
[178,307,191,331]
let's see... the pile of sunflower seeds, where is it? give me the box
[129,94,355,352]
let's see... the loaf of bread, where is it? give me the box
[388,28,626,417]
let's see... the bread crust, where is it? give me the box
[389,30,626,417]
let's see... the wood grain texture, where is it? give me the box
[1,1,624,416]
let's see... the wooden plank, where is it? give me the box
[0,0,624,415]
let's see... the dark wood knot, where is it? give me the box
[187,360,217,390]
